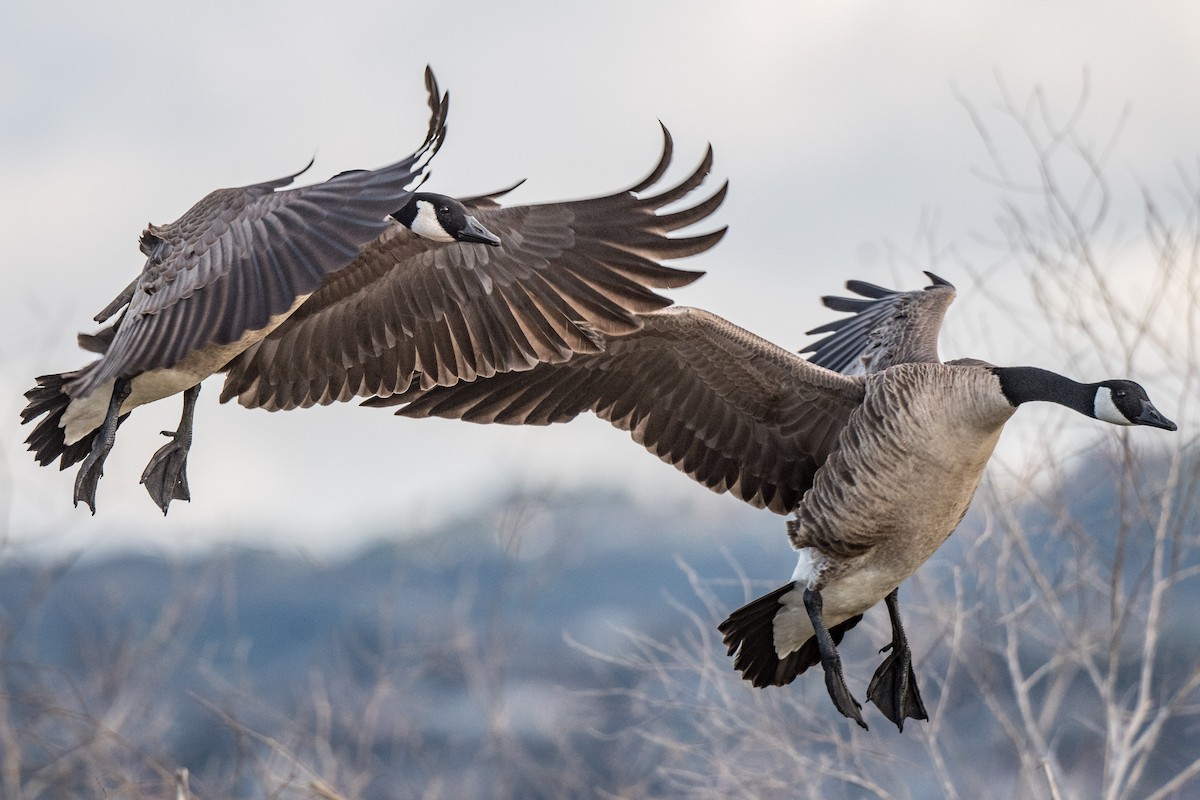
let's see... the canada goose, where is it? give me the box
[22,67,457,514]
[217,124,726,413]
[368,272,1177,730]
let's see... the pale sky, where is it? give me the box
[3,1,1197,555]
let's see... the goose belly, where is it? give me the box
[772,425,1007,657]
[791,368,1017,611]
[60,296,309,444]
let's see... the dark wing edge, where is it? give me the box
[421,65,450,167]
[366,307,865,515]
[595,121,728,290]
[801,271,956,375]
[459,179,527,210]
[459,122,727,289]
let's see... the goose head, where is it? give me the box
[1092,379,1177,430]
[993,367,1177,431]
[391,193,501,246]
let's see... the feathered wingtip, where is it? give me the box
[800,271,957,374]
[459,179,528,210]
[418,65,450,172]
[923,270,954,289]
[330,66,448,196]
[78,324,116,355]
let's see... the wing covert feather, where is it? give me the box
[220,125,727,410]
[372,308,865,514]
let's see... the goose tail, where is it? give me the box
[718,582,863,688]
[21,369,99,469]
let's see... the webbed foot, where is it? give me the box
[139,384,198,515]
[865,588,929,732]
[140,431,193,513]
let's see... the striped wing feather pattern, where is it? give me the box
[219,125,727,411]
[374,308,865,514]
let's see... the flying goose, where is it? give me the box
[368,272,1177,730]
[22,67,460,514]
[217,124,726,412]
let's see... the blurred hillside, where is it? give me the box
[2,454,1197,798]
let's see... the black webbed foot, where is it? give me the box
[74,377,132,515]
[803,588,867,729]
[865,588,929,732]
[140,432,193,513]
[140,384,199,515]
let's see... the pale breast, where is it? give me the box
[61,293,312,443]
[792,363,1015,588]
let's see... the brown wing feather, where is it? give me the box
[802,271,956,374]
[219,124,727,411]
[370,308,866,515]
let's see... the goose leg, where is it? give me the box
[140,384,199,515]
[866,587,928,732]
[803,588,867,729]
[74,376,132,515]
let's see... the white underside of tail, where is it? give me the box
[772,562,906,659]
[774,547,824,658]
[772,597,817,656]
[790,547,821,586]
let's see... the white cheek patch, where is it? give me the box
[410,200,455,242]
[1094,387,1134,426]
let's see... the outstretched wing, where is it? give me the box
[219,124,727,411]
[68,67,448,399]
[369,307,865,515]
[801,271,956,374]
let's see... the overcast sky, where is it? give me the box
[3,2,1197,556]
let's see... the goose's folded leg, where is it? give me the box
[803,588,867,729]
[74,376,132,515]
[866,587,928,732]
[140,384,199,515]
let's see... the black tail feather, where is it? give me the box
[719,582,864,688]
[21,371,104,469]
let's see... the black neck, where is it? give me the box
[391,198,418,226]
[992,366,1095,415]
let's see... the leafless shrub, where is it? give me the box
[951,73,1200,800]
